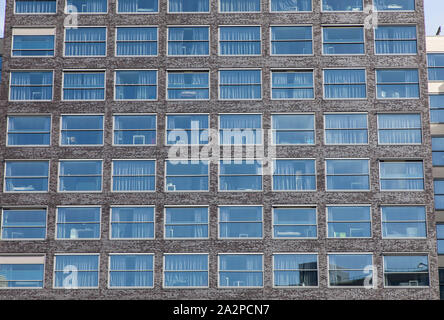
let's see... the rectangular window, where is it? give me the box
[15,0,56,13]
[0,256,45,288]
[56,207,100,240]
[165,207,208,239]
[168,27,209,56]
[109,254,154,288]
[379,160,424,191]
[435,180,444,210]
[384,255,429,287]
[271,26,312,55]
[326,159,369,191]
[116,27,158,56]
[323,26,364,55]
[219,114,262,145]
[323,69,366,99]
[328,254,373,287]
[165,160,209,191]
[376,69,419,99]
[114,114,156,145]
[428,53,444,81]
[66,0,107,13]
[433,137,444,166]
[272,114,315,145]
[219,160,262,191]
[168,0,209,12]
[54,254,99,288]
[219,69,261,100]
[166,114,209,145]
[117,0,158,13]
[437,225,444,254]
[115,70,157,100]
[219,254,263,287]
[219,26,261,56]
[64,27,106,56]
[327,206,371,238]
[112,160,155,192]
[273,207,317,238]
[273,159,316,191]
[270,0,311,12]
[1,208,46,240]
[167,71,209,100]
[111,206,154,239]
[219,206,262,239]
[430,95,444,123]
[58,160,102,192]
[164,254,208,288]
[374,0,415,11]
[12,28,55,56]
[322,0,362,11]
[382,206,426,238]
[271,70,314,99]
[378,114,422,145]
[273,254,318,287]
[325,113,368,145]
[4,160,49,192]
[375,25,417,54]
[7,115,51,146]
[220,0,259,12]
[61,115,104,146]
[10,71,53,101]
[63,71,105,101]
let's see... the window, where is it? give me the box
[218,206,262,239]
[384,255,429,287]
[430,95,444,123]
[63,71,105,101]
[61,115,104,146]
[219,254,263,288]
[328,254,373,287]
[375,25,417,54]
[327,206,371,238]
[378,114,422,145]
[428,54,444,81]
[272,207,317,238]
[58,160,102,192]
[112,160,155,192]
[56,207,101,240]
[322,26,364,55]
[109,254,154,288]
[167,71,209,100]
[64,27,106,56]
[322,0,362,11]
[382,206,426,238]
[168,0,209,13]
[270,0,311,12]
[10,71,53,101]
[434,180,444,210]
[219,159,262,191]
[165,207,208,239]
[324,113,368,145]
[164,254,208,288]
[165,160,209,191]
[219,69,261,100]
[273,254,318,287]
[1,208,46,240]
[326,159,369,191]
[379,160,424,191]
[270,26,312,55]
[7,115,51,146]
[273,159,316,191]
[374,0,415,11]
[219,114,262,145]
[114,114,156,145]
[219,26,261,56]
[166,114,209,145]
[272,114,315,145]
[54,254,99,289]
[433,137,444,166]
[111,206,154,239]
[66,0,107,13]
[15,0,56,13]
[12,28,55,56]
[323,69,366,99]
[4,160,49,192]
[376,69,419,99]
[271,70,314,99]
[115,70,157,100]
[437,225,444,254]
[220,0,259,12]
[168,27,209,56]
[0,256,45,288]
[117,0,158,13]
[116,27,158,56]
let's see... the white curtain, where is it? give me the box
[219,27,260,55]
[325,114,368,144]
[378,114,421,144]
[219,255,262,287]
[65,28,106,56]
[113,161,155,191]
[271,0,311,11]
[274,255,317,286]
[116,27,157,56]
[111,207,154,239]
[220,0,260,12]
[168,27,208,55]
[55,255,98,288]
[115,71,157,100]
[68,0,107,12]
[220,70,261,99]
[169,0,209,12]
[110,255,153,287]
[165,208,207,238]
[16,0,56,13]
[324,69,366,98]
[164,255,208,287]
[273,160,315,190]
[375,26,417,54]
[63,72,104,100]
[377,69,419,99]
[118,0,158,12]
[272,72,313,99]
[168,72,208,99]
[10,71,53,101]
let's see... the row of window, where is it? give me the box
[8,68,422,101]
[13,0,417,14]
[0,253,429,289]
[0,205,428,240]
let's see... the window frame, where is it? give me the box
[270,68,315,100]
[322,67,367,100]
[55,206,101,241]
[108,253,155,289]
[0,206,48,241]
[9,69,54,102]
[53,253,100,289]
[271,158,317,192]
[165,113,210,146]
[115,26,159,57]
[162,253,210,289]
[323,112,369,145]
[383,253,430,288]
[116,0,159,14]
[167,25,210,57]
[64,0,108,14]
[430,94,444,124]
[269,26,313,57]
[432,136,444,167]
[217,205,263,240]
[375,68,420,100]
[62,69,106,101]
[165,159,210,192]
[0,255,46,289]
[325,204,372,239]
[325,158,370,192]
[63,26,107,57]
[217,253,264,288]
[218,113,263,146]
[272,205,318,239]
[6,113,52,147]
[4,159,50,193]
[379,159,424,192]
[435,179,444,211]
[218,68,262,101]
[57,159,103,193]
[59,114,104,147]
[114,69,158,101]
[380,205,427,239]
[111,159,156,193]
[271,113,316,146]
[327,252,374,288]
[11,27,56,58]
[272,253,319,288]
[166,69,210,101]
[112,113,157,146]
[109,205,156,240]
[164,205,209,240]
[321,25,365,56]
[320,0,363,12]
[428,53,444,81]
[218,25,262,57]
[218,158,263,192]
[14,0,57,14]
[377,112,422,146]
[373,24,418,56]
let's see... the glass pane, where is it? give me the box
[0,263,44,287]
[220,0,260,12]
[7,116,51,146]
[13,35,55,56]
[118,0,158,12]
[327,159,368,175]
[60,161,102,176]
[168,0,209,12]
[374,0,415,11]
[270,0,311,11]
[15,0,57,13]
[273,207,316,224]
[322,0,362,11]
[384,255,428,273]
[67,0,107,13]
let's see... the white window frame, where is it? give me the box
[162,253,210,289]
[0,255,46,289]
[165,113,210,146]
[325,204,372,239]
[383,253,430,288]
[53,253,100,289]
[11,27,56,58]
[320,0,363,12]
[116,0,159,14]
[0,206,48,241]
[269,26,314,57]
[323,112,369,145]
[268,0,313,13]
[322,67,367,100]
[14,0,57,14]
[115,26,159,57]
[6,113,52,147]
[218,25,262,57]
[166,69,210,101]
[59,114,104,147]
[327,252,375,288]
[325,158,371,192]
[114,69,158,101]
[167,25,210,57]
[218,68,263,101]
[165,159,210,192]
[321,25,365,56]
[55,206,101,241]
[111,159,156,193]
[112,113,157,146]
[376,112,422,145]
[375,68,420,100]
[64,0,108,14]
[217,205,263,240]
[218,113,263,146]
[271,158,317,192]
[378,159,424,192]
[3,159,50,193]
[270,68,315,100]
[62,69,106,102]
[164,205,209,240]
[380,204,427,239]
[9,69,54,102]
[108,253,155,289]
[218,0,261,13]
[272,205,318,239]
[57,159,103,193]
[271,112,316,146]
[373,24,418,56]
[272,253,319,288]
[109,205,156,240]
[217,253,264,288]
[63,26,107,57]
[218,158,263,192]
[167,0,210,14]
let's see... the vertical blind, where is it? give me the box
[273,159,316,191]
[65,27,106,56]
[67,0,107,13]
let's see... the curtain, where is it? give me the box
[118,0,158,12]
[271,0,311,11]
[111,207,154,239]
[325,114,368,144]
[55,255,99,288]
[15,0,56,13]
[378,114,421,144]
[115,71,157,100]
[220,114,261,129]
[220,70,261,99]
[65,28,106,56]
[63,72,104,100]
[322,0,362,11]
[10,71,53,101]
[219,207,261,238]
[168,27,208,55]
[57,207,100,239]
[272,72,313,99]
[273,160,315,191]
[169,0,209,12]
[377,69,419,98]
[375,26,417,54]
[168,72,209,99]
[164,255,208,287]
[220,0,260,12]
[165,207,208,238]
[113,161,155,191]
[324,69,366,98]
[117,27,157,56]
[110,255,153,287]
[219,255,262,287]
[68,0,107,13]
[219,27,260,55]
[274,255,317,286]
[380,162,423,190]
